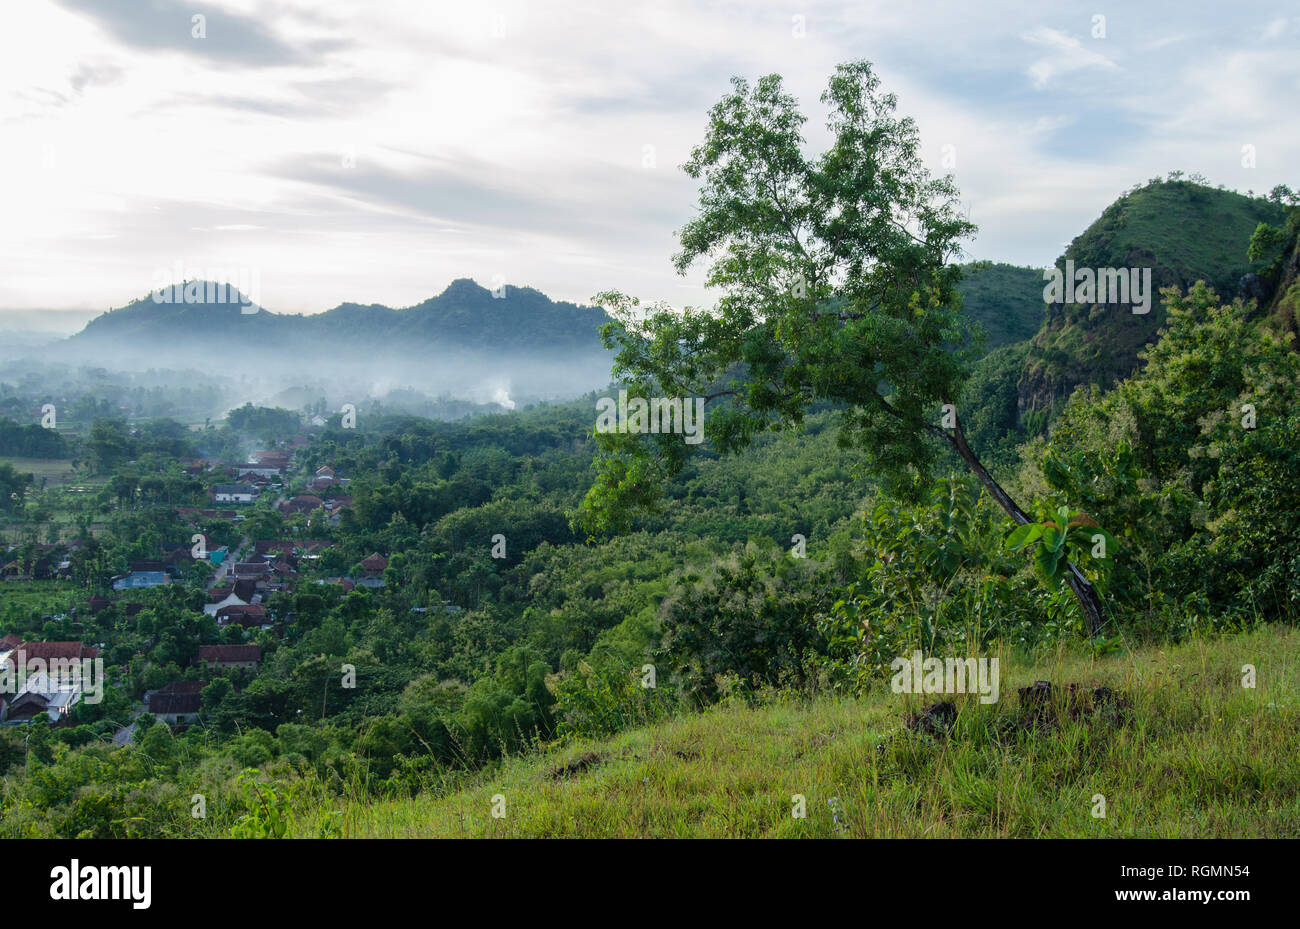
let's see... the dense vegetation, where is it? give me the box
[1019,177,1291,422]
[0,62,1295,839]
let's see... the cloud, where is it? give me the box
[1262,18,1290,40]
[50,0,315,67]
[1021,26,1120,89]
[2,0,1295,316]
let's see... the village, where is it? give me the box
[0,443,391,742]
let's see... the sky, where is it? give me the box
[0,0,1297,318]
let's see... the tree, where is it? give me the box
[575,60,1108,634]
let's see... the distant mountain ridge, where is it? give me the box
[71,278,612,356]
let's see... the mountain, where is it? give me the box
[58,278,618,404]
[71,278,611,355]
[1016,180,1288,424]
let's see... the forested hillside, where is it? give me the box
[1,61,1296,843]
[1018,178,1289,423]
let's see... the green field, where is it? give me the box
[286,625,1300,838]
[0,579,82,620]
[0,458,78,486]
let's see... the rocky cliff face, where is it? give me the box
[1261,217,1300,347]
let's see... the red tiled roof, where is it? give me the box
[8,641,100,663]
[159,680,206,694]
[198,644,262,663]
[148,692,202,715]
[216,603,266,618]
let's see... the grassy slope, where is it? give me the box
[289,624,1300,838]
[955,262,1046,351]
[1020,181,1287,417]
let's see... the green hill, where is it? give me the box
[279,625,1299,838]
[955,262,1046,352]
[1018,180,1287,422]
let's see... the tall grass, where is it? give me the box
[276,624,1300,838]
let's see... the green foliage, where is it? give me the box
[659,540,834,704]
[820,479,1045,691]
[954,263,1045,351]
[1020,179,1288,428]
[1004,504,1114,594]
[554,655,674,739]
[959,340,1030,467]
[579,59,977,534]
[0,419,68,457]
[229,770,291,839]
[1029,282,1300,627]
[225,404,302,442]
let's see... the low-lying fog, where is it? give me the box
[0,316,615,423]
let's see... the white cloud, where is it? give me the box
[1262,18,1289,40]
[1021,26,1121,89]
[0,0,1295,315]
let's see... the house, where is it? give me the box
[362,553,388,575]
[197,644,262,671]
[86,595,111,615]
[145,682,206,726]
[213,484,258,504]
[146,692,202,726]
[253,539,333,560]
[166,533,215,563]
[2,557,56,580]
[280,494,324,516]
[2,682,80,723]
[234,463,282,479]
[215,603,268,629]
[8,641,101,665]
[203,578,258,617]
[1,642,101,723]
[322,496,353,523]
[253,451,291,468]
[0,634,22,664]
[112,571,169,591]
[232,561,270,581]
[162,546,195,568]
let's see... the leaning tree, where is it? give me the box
[577,60,1107,635]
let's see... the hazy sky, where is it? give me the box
[1,0,1296,316]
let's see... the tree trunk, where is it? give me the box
[928,418,1107,637]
